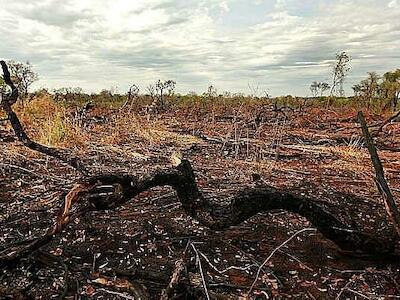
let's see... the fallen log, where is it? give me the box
[1,160,398,268]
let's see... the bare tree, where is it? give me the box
[330,51,351,97]
[147,79,176,112]
[310,81,330,97]
[247,83,260,98]
[310,81,319,97]
[203,85,218,101]
[319,82,330,96]
[0,60,85,172]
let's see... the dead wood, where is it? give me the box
[0,60,87,174]
[1,160,398,269]
[160,258,188,299]
[358,111,400,238]
[371,110,400,137]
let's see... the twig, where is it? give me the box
[345,288,371,299]
[335,272,366,300]
[0,163,69,182]
[96,288,136,300]
[372,110,400,137]
[196,249,256,275]
[160,239,191,300]
[191,243,211,300]
[248,228,317,295]
[278,249,314,271]
[209,282,269,292]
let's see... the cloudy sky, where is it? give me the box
[0,0,399,96]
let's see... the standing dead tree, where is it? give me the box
[146,79,176,113]
[358,111,400,238]
[0,60,86,174]
[121,84,139,110]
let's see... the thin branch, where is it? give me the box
[372,110,400,137]
[248,228,317,295]
[160,239,191,300]
[96,288,136,300]
[191,243,211,300]
[196,249,256,275]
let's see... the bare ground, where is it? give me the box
[1,106,400,299]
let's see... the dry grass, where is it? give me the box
[16,96,87,147]
[99,112,200,147]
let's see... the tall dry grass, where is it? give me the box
[16,96,87,148]
[98,112,199,147]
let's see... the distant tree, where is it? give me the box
[203,85,218,100]
[222,91,232,98]
[381,69,400,110]
[247,83,260,98]
[320,82,330,96]
[330,52,351,97]
[310,81,318,97]
[7,60,38,102]
[99,89,113,98]
[352,72,380,107]
[263,90,271,100]
[310,81,330,97]
[147,79,176,111]
[53,87,84,102]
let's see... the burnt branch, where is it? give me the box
[0,60,18,105]
[1,160,398,268]
[0,60,87,174]
[358,111,400,238]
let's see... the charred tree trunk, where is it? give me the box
[358,112,400,238]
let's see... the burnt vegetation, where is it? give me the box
[1,58,400,299]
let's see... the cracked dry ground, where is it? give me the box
[1,108,400,299]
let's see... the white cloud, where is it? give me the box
[0,0,399,96]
